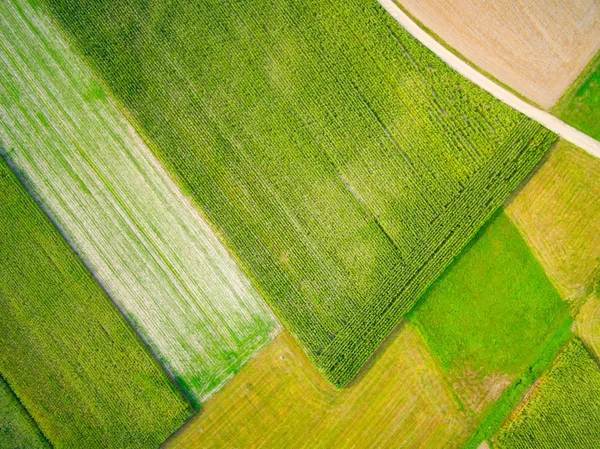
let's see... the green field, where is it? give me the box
[40,0,555,386]
[410,210,570,413]
[553,52,600,139]
[0,0,277,404]
[0,158,189,447]
[0,376,50,449]
[494,339,600,448]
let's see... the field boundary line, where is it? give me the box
[378,0,600,159]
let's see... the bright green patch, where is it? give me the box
[410,210,570,409]
[41,0,554,386]
[553,51,600,139]
[0,376,50,449]
[494,339,600,449]
[0,158,190,448]
[462,317,573,449]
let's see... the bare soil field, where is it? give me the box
[165,325,471,449]
[395,0,600,108]
[506,140,600,308]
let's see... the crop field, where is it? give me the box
[40,0,556,386]
[165,326,470,449]
[395,0,600,108]
[493,339,600,448]
[409,210,570,415]
[0,376,50,449]
[506,140,600,307]
[0,0,278,403]
[553,53,600,138]
[0,158,190,447]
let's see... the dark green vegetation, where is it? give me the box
[40,0,555,386]
[494,339,600,448]
[0,376,50,449]
[410,210,570,386]
[553,51,600,139]
[0,158,190,448]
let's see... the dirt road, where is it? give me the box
[378,0,600,159]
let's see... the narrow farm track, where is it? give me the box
[379,0,600,159]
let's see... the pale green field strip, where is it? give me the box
[0,0,278,403]
[0,157,189,448]
[0,375,50,449]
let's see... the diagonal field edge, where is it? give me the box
[378,0,600,159]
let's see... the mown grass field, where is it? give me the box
[0,0,278,403]
[493,339,600,448]
[506,140,600,307]
[165,326,470,449]
[0,376,50,449]
[553,52,600,138]
[0,157,190,448]
[40,0,556,386]
[409,210,570,415]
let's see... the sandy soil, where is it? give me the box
[394,0,600,109]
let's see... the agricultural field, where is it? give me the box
[0,157,190,447]
[0,0,278,403]
[493,339,600,448]
[165,326,470,449]
[0,376,50,449]
[506,140,600,307]
[553,52,600,139]
[40,0,556,386]
[394,0,600,108]
[409,210,570,415]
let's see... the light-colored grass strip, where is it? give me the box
[0,0,278,404]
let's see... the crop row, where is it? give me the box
[0,0,278,403]
[494,339,600,448]
[0,157,190,448]
[40,0,558,385]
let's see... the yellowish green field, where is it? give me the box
[506,140,600,308]
[493,339,600,448]
[165,326,470,449]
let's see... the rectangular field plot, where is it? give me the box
[0,158,189,448]
[0,0,278,403]
[493,339,600,448]
[0,376,50,449]
[165,327,470,449]
[409,211,570,413]
[41,0,556,385]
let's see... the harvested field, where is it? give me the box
[409,211,570,415]
[0,0,277,403]
[0,158,189,448]
[165,326,470,449]
[574,293,600,359]
[0,376,50,449]
[395,0,600,108]
[41,0,556,386]
[493,339,600,448]
[506,140,600,307]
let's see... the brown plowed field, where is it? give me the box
[395,0,600,108]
